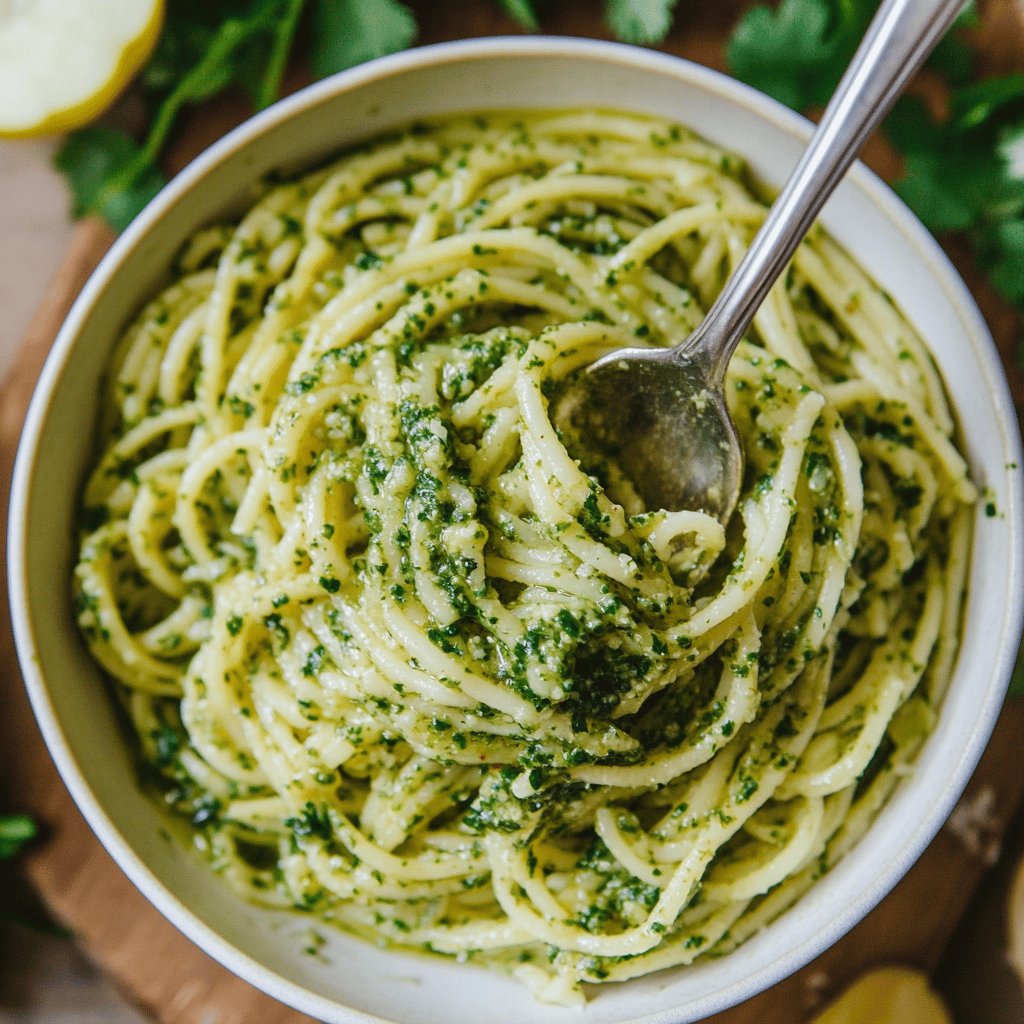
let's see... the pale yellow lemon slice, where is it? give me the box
[0,0,163,138]
[812,967,952,1024]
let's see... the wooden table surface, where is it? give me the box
[2,3,1024,1023]
[0,143,144,1024]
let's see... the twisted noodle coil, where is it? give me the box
[74,111,974,1004]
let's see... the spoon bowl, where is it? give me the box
[554,347,743,521]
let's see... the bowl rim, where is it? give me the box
[8,34,1024,1024]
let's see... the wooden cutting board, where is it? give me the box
[2,3,1024,1022]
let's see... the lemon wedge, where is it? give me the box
[0,0,163,138]
[811,967,952,1024]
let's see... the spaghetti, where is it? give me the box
[74,111,975,1003]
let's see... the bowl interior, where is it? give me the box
[10,39,1024,1024]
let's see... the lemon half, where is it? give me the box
[0,0,164,138]
[812,967,952,1024]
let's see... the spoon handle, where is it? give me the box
[687,0,967,382]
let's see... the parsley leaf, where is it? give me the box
[142,1,251,95]
[726,0,869,111]
[146,1,304,118]
[309,0,417,78]
[889,80,1024,284]
[54,128,165,231]
[988,215,1024,303]
[603,0,678,46]
[142,0,302,110]
[726,0,1024,367]
[0,814,37,860]
[244,0,308,109]
[54,0,693,235]
[925,4,979,86]
[499,0,539,29]
[885,53,1024,367]
[895,152,982,232]
[886,97,1009,233]
[727,1,979,112]
[56,0,307,231]
[953,72,1024,130]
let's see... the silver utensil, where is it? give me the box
[554,0,966,522]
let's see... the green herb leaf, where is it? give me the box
[603,0,677,46]
[309,0,417,79]
[952,72,1024,130]
[144,0,307,111]
[888,85,1024,302]
[727,0,1024,340]
[727,0,982,112]
[986,217,1024,303]
[142,2,247,95]
[0,814,37,860]
[54,128,165,231]
[924,2,978,85]
[894,141,1002,232]
[56,0,309,233]
[881,93,946,153]
[499,0,539,28]
[245,0,308,109]
[726,0,869,111]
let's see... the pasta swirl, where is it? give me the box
[74,111,974,1004]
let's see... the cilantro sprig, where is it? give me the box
[727,0,1024,352]
[604,0,679,45]
[57,0,1024,379]
[0,814,36,860]
[0,813,72,936]
[55,0,683,231]
[727,0,979,113]
[308,0,417,80]
[57,0,311,231]
[890,78,1024,310]
[726,0,870,111]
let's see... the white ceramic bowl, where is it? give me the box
[9,37,1024,1024]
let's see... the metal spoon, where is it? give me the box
[553,0,966,522]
